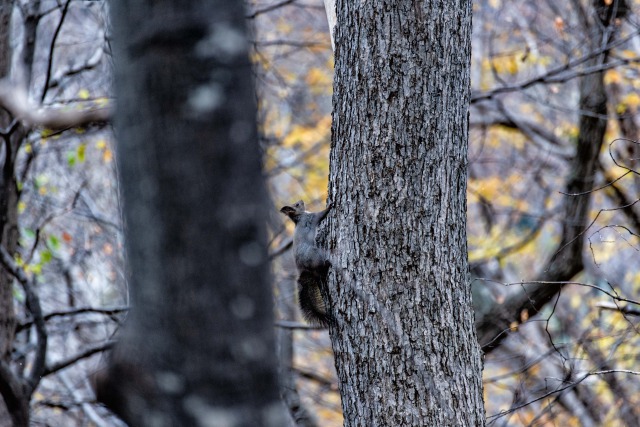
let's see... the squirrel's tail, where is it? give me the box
[298,270,331,327]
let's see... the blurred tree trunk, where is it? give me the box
[275,274,317,427]
[0,1,20,423]
[0,0,33,425]
[327,1,485,425]
[98,1,287,425]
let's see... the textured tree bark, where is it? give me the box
[99,1,287,425]
[327,1,485,425]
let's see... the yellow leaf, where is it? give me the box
[620,49,636,58]
[491,56,518,75]
[103,148,113,163]
[78,88,90,100]
[605,69,622,85]
[276,19,293,34]
[29,263,42,275]
[622,92,640,109]
[95,97,109,107]
[305,67,332,90]
[617,103,628,115]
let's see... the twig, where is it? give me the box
[472,29,640,103]
[17,306,128,332]
[275,320,325,330]
[246,0,296,19]
[41,0,71,102]
[43,340,116,377]
[595,301,640,316]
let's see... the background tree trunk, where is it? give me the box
[98,1,287,425]
[327,1,485,425]
[0,0,34,424]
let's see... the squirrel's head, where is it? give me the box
[280,200,305,223]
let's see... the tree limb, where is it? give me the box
[0,245,47,393]
[0,81,111,130]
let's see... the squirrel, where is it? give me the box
[280,200,332,327]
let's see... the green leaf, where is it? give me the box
[41,250,52,264]
[34,175,48,188]
[47,235,61,251]
[67,152,77,167]
[29,263,42,276]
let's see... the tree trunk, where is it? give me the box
[98,1,287,425]
[327,1,485,425]
[0,0,17,365]
[0,0,29,425]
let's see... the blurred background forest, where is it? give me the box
[1,0,640,426]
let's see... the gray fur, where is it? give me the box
[280,200,332,326]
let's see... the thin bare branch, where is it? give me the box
[17,306,128,333]
[472,28,640,103]
[275,320,324,330]
[44,340,116,377]
[246,0,296,19]
[41,0,71,102]
[595,301,640,316]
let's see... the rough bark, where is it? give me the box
[327,1,485,425]
[475,0,625,354]
[98,1,287,425]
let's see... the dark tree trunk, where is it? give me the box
[99,1,287,425]
[327,1,485,425]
